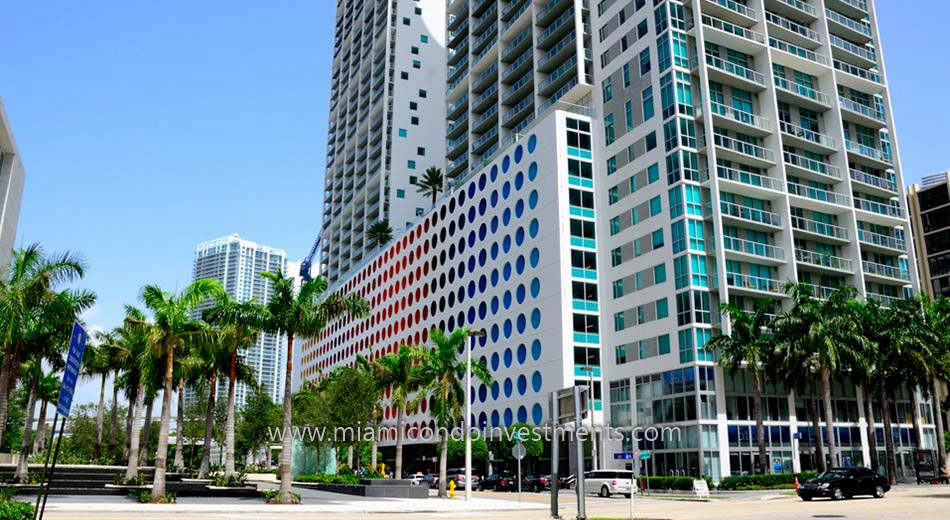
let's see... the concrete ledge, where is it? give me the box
[292,481,428,499]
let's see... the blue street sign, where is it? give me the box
[614,452,633,460]
[56,323,87,417]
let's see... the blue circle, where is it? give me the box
[516,285,527,304]
[470,388,476,404]
[479,384,487,402]
[529,219,539,238]
[529,190,539,209]
[491,380,500,398]
[503,235,512,253]
[531,371,542,392]
[478,273,487,291]
[491,268,499,286]
[502,181,511,199]
[516,255,526,274]
[514,144,524,164]
[467,281,476,298]
[530,248,540,268]
[504,349,513,368]
[531,339,542,360]
[490,164,498,182]
[515,171,524,190]
[491,296,499,314]
[504,408,513,427]
[532,403,543,425]
[478,173,487,190]
[503,290,512,309]
[458,287,466,303]
[503,208,511,225]
[468,255,477,272]
[490,324,500,342]
[468,206,476,223]
[468,183,476,198]
[502,155,511,173]
[478,301,487,319]
[517,375,527,395]
[503,262,512,281]
[530,278,540,298]
[491,410,500,427]
[490,242,499,260]
[491,190,499,208]
[531,309,541,329]
[515,200,525,218]
[517,344,527,364]
[515,227,525,246]
[527,134,537,153]
[468,231,476,248]
[478,198,487,216]
[517,406,528,423]
[516,313,527,333]
[490,215,499,233]
[528,162,538,181]
[467,306,476,324]
[503,319,513,338]
[478,249,487,266]
[479,411,488,427]
[504,378,513,397]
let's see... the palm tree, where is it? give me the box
[120,306,155,480]
[136,279,223,501]
[373,345,422,479]
[773,283,864,470]
[33,372,60,453]
[0,244,86,447]
[414,328,492,497]
[203,293,263,477]
[706,301,774,474]
[928,297,950,467]
[258,270,368,503]
[366,220,393,248]
[85,330,117,459]
[417,166,444,205]
[853,298,886,474]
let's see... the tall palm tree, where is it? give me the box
[33,372,60,453]
[706,301,774,474]
[85,330,117,459]
[203,293,264,477]
[257,270,368,503]
[928,297,950,467]
[135,279,223,501]
[417,166,444,205]
[120,306,155,480]
[373,345,422,479]
[853,298,886,474]
[0,244,86,447]
[366,220,393,248]
[414,328,492,497]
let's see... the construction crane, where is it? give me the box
[300,232,321,281]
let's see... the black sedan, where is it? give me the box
[478,473,514,491]
[797,467,890,501]
[522,474,549,492]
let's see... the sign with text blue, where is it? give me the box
[614,452,633,460]
[56,322,87,417]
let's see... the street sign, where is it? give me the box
[614,452,633,460]
[56,322,87,417]
[512,443,527,460]
[693,479,710,498]
[639,450,651,460]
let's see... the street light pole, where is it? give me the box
[580,363,598,470]
[465,329,486,502]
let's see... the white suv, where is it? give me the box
[584,470,634,497]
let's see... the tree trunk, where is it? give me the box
[198,372,218,479]
[108,379,119,457]
[125,383,146,480]
[370,406,378,472]
[934,380,948,468]
[395,405,404,480]
[140,398,154,466]
[278,332,295,504]
[809,396,826,472]
[34,398,49,453]
[752,369,768,473]
[224,350,237,477]
[911,389,924,448]
[151,342,175,501]
[0,343,16,447]
[124,389,134,460]
[820,365,837,467]
[173,377,185,470]
[880,379,897,483]
[93,374,106,458]
[15,375,38,482]
[438,432,448,498]
[347,445,353,468]
[864,388,879,473]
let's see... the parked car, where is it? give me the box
[522,474,550,492]
[478,473,513,491]
[584,470,634,498]
[544,474,569,489]
[797,467,890,501]
[445,468,481,490]
[423,473,439,488]
[496,474,520,491]
[407,472,426,486]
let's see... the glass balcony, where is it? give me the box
[703,101,772,133]
[772,0,818,19]
[701,54,767,88]
[783,151,841,179]
[787,181,851,207]
[791,215,849,240]
[833,59,881,84]
[858,229,905,252]
[715,165,784,192]
[826,9,872,40]
[709,133,775,163]
[853,197,904,218]
[845,140,891,165]
[779,121,837,150]
[718,200,783,227]
[862,261,910,282]
[795,249,854,272]
[701,14,766,45]
[765,11,822,46]
[866,292,899,308]
[830,34,877,66]
[838,96,886,125]
[769,37,830,66]
[705,0,758,24]
[773,75,832,107]
[723,236,786,261]
[849,169,897,193]
[726,273,783,294]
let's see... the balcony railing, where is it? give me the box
[726,273,783,294]
[711,133,775,162]
[867,292,899,307]
[862,261,910,282]
[719,200,783,227]
[703,54,766,86]
[795,249,854,271]
[838,96,886,123]
[705,101,772,132]
[853,197,904,218]
[702,14,766,44]
[765,11,822,43]
[858,229,905,251]
[723,236,786,261]
[826,9,872,37]
[715,165,784,191]
[791,215,849,240]
[787,182,851,206]
[779,121,836,148]
[845,140,891,164]
[830,34,877,63]
[849,169,897,193]
[773,75,832,106]
[784,151,841,179]
[709,0,757,20]
[833,59,881,83]
[776,0,818,18]
[769,37,830,66]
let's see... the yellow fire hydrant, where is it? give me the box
[448,479,456,499]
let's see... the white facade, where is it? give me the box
[191,234,289,408]
[0,99,25,268]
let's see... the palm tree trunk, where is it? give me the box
[0,343,16,447]
[934,380,948,468]
[370,406,378,471]
[34,398,48,453]
[198,372,218,479]
[15,375,38,482]
[151,343,175,501]
[820,366,837,467]
[864,388,879,473]
[438,432,448,498]
[278,332,295,504]
[140,398,154,466]
[124,390,134,460]
[911,389,924,448]
[108,380,119,457]
[809,395,825,472]
[173,377,185,470]
[880,379,897,483]
[224,351,237,477]
[125,383,146,480]
[93,374,106,458]
[752,369,768,473]
[395,406,404,479]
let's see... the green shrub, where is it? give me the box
[294,473,360,485]
[717,472,817,491]
[113,473,147,486]
[213,472,247,488]
[0,487,17,501]
[262,489,300,504]
[130,491,176,503]
[0,501,34,520]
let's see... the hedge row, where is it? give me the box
[294,473,361,485]
[717,472,817,490]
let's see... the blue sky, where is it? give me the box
[1,0,947,403]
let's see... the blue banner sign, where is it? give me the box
[56,322,87,417]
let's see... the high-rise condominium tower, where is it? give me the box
[303,0,934,482]
[908,172,950,299]
[0,99,26,268]
[191,234,288,408]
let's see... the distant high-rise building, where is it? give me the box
[909,172,950,299]
[0,99,26,267]
[191,234,288,408]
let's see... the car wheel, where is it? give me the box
[800,495,812,502]
[831,487,845,501]
[599,485,610,498]
[873,485,885,498]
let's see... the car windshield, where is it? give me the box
[817,470,849,480]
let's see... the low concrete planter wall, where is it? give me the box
[293,479,428,499]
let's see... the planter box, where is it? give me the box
[293,479,428,499]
